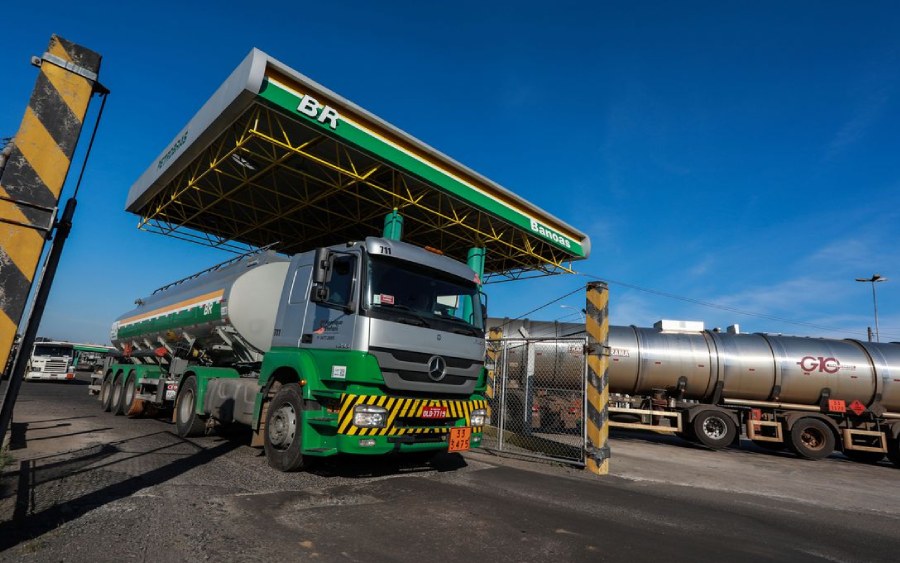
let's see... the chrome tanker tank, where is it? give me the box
[111,252,291,363]
[489,318,900,413]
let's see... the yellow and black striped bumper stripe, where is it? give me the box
[0,35,101,369]
[585,282,610,475]
[338,394,488,437]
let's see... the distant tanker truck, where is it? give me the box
[492,319,900,467]
[94,238,489,471]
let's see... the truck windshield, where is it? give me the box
[366,256,484,334]
[33,345,73,357]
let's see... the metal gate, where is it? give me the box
[482,336,587,466]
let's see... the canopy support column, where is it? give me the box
[464,246,485,323]
[383,208,403,241]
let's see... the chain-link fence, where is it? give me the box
[483,337,587,466]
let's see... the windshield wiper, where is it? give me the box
[451,326,479,336]
[383,304,430,328]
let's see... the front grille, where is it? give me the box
[393,370,468,386]
[369,346,481,370]
[43,361,68,374]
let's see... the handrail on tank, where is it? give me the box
[151,242,279,295]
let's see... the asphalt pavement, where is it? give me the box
[1,373,898,562]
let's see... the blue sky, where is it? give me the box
[2,1,899,344]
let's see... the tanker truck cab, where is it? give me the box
[256,237,489,471]
[103,237,489,472]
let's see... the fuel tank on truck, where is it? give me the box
[488,318,900,413]
[110,252,291,363]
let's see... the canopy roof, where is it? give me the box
[127,49,590,281]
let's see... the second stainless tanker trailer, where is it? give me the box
[95,237,489,471]
[491,318,900,466]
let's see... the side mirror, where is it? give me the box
[480,291,489,328]
[313,247,331,284]
[311,248,332,303]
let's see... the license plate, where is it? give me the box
[448,427,472,452]
[421,406,447,419]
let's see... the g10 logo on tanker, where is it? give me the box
[797,356,848,374]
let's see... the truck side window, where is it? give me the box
[324,256,355,307]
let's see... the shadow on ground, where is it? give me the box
[0,431,239,552]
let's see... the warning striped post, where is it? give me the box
[485,326,503,400]
[0,36,101,370]
[585,281,610,475]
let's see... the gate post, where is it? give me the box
[585,282,610,475]
[486,327,502,401]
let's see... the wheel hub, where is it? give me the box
[702,417,726,439]
[801,428,825,450]
[179,390,193,421]
[269,404,297,449]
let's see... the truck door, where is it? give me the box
[302,253,360,350]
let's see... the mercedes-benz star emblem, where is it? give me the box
[427,356,447,382]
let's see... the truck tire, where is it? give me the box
[100,375,113,412]
[789,418,835,460]
[175,377,206,437]
[843,450,885,464]
[265,383,306,472]
[122,371,137,415]
[691,410,737,449]
[110,375,126,416]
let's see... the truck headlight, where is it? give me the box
[353,405,388,428]
[470,408,488,426]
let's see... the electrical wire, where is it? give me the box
[572,272,876,338]
[501,271,890,339]
[71,91,108,199]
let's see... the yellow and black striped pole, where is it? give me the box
[0,35,101,370]
[585,281,610,475]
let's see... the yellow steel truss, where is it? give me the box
[138,103,576,280]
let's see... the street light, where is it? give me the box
[855,274,887,342]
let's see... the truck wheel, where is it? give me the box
[265,383,306,472]
[175,377,206,437]
[100,375,113,412]
[110,375,126,416]
[122,371,137,414]
[789,418,835,460]
[691,410,737,449]
[843,450,884,464]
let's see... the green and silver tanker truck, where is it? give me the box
[93,237,489,471]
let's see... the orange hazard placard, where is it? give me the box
[448,427,472,452]
[828,399,846,413]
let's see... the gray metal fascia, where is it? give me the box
[125,49,268,213]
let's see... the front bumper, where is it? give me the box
[328,395,487,455]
